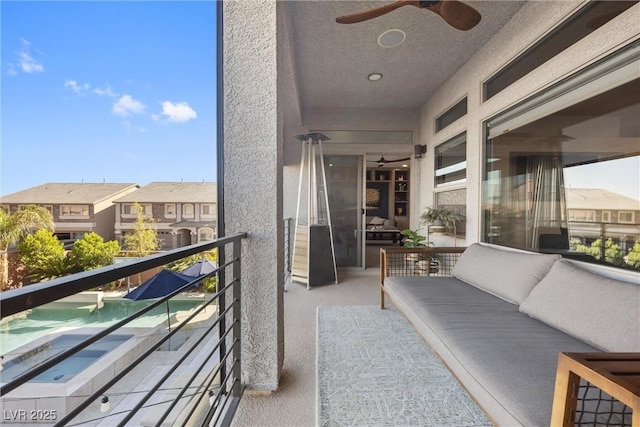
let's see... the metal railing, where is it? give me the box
[0,232,247,427]
[284,218,293,286]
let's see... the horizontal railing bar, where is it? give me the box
[162,332,238,427]
[0,232,247,317]
[180,335,238,424]
[210,376,239,427]
[206,361,239,427]
[122,307,238,425]
[116,313,238,426]
[219,396,243,427]
[53,296,237,426]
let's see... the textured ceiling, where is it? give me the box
[289,0,527,110]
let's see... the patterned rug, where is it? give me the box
[316,305,491,427]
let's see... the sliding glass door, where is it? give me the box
[325,155,363,268]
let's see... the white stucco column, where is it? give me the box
[222,0,284,390]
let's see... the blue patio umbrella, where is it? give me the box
[181,259,218,277]
[124,269,197,330]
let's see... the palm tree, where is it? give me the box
[0,205,54,290]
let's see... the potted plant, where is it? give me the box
[399,228,429,248]
[399,229,439,273]
[420,206,458,234]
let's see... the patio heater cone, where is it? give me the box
[291,133,338,289]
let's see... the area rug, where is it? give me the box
[317,305,491,427]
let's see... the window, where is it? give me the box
[199,227,215,242]
[435,98,467,132]
[122,203,151,217]
[568,210,596,222]
[183,203,194,218]
[165,203,176,218]
[435,133,466,186]
[201,204,214,216]
[482,45,639,270]
[618,211,635,223]
[483,1,635,100]
[60,204,89,217]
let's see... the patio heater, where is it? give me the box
[291,133,338,289]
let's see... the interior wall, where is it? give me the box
[416,0,640,246]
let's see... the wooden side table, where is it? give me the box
[550,352,640,427]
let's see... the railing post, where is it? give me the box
[218,244,227,391]
[231,238,242,397]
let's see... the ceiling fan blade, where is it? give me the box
[336,0,420,24]
[386,157,411,163]
[423,1,481,31]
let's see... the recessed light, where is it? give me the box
[378,29,406,48]
[368,73,383,81]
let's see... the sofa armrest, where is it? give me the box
[379,246,466,308]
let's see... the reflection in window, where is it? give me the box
[435,189,466,238]
[435,133,466,186]
[483,1,634,100]
[483,78,639,270]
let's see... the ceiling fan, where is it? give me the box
[368,155,411,167]
[335,0,481,31]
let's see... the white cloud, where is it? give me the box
[112,94,146,117]
[7,38,44,75]
[19,52,44,73]
[64,80,90,95]
[93,85,117,97]
[157,101,198,123]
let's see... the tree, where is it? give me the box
[18,229,79,283]
[626,241,640,270]
[0,205,54,290]
[72,232,121,270]
[123,202,163,257]
[576,237,625,266]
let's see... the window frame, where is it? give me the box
[618,211,635,224]
[60,204,90,218]
[183,203,195,218]
[165,203,176,218]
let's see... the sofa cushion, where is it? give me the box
[369,216,386,225]
[382,219,396,229]
[520,260,640,352]
[452,243,560,304]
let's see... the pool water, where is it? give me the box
[0,299,202,357]
[0,334,133,383]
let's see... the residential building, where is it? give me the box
[113,181,217,249]
[566,188,640,249]
[220,0,640,399]
[0,182,139,242]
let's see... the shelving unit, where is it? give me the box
[366,168,410,229]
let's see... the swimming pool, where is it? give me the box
[0,298,202,357]
[0,334,133,383]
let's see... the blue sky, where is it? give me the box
[1,1,217,196]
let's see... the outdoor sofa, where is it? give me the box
[381,243,640,426]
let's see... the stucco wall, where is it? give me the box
[223,0,284,390]
[416,0,640,245]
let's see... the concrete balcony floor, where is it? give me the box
[231,264,382,427]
